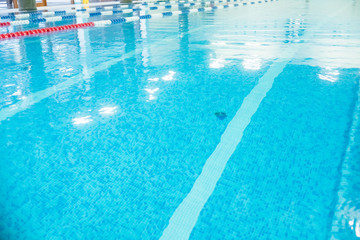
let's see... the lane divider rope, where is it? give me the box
[0,0,276,40]
[1,7,173,26]
[0,22,94,39]
[1,4,140,20]
[0,0,174,17]
[0,0,214,19]
[0,0,234,20]
[0,0,249,27]
[0,0,223,27]
[0,0,136,15]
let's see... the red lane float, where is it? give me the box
[0,22,11,27]
[0,22,95,40]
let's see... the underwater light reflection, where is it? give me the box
[99,106,118,115]
[73,116,92,125]
[318,67,339,82]
[242,58,262,70]
[210,59,226,69]
[162,71,176,81]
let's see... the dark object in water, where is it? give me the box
[215,112,227,120]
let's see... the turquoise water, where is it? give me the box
[0,0,360,239]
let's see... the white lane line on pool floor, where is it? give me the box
[160,47,300,240]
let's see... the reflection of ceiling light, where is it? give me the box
[162,71,176,81]
[73,116,92,125]
[242,58,261,70]
[349,219,360,238]
[3,84,16,87]
[145,88,160,101]
[162,75,173,81]
[210,59,225,69]
[11,89,21,96]
[99,106,117,115]
[145,88,159,94]
[148,95,156,101]
[318,67,339,82]
[318,74,337,82]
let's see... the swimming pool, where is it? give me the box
[0,0,360,239]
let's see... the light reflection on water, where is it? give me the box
[0,0,359,239]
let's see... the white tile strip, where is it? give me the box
[159,45,300,240]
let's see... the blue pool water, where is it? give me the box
[0,0,360,239]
